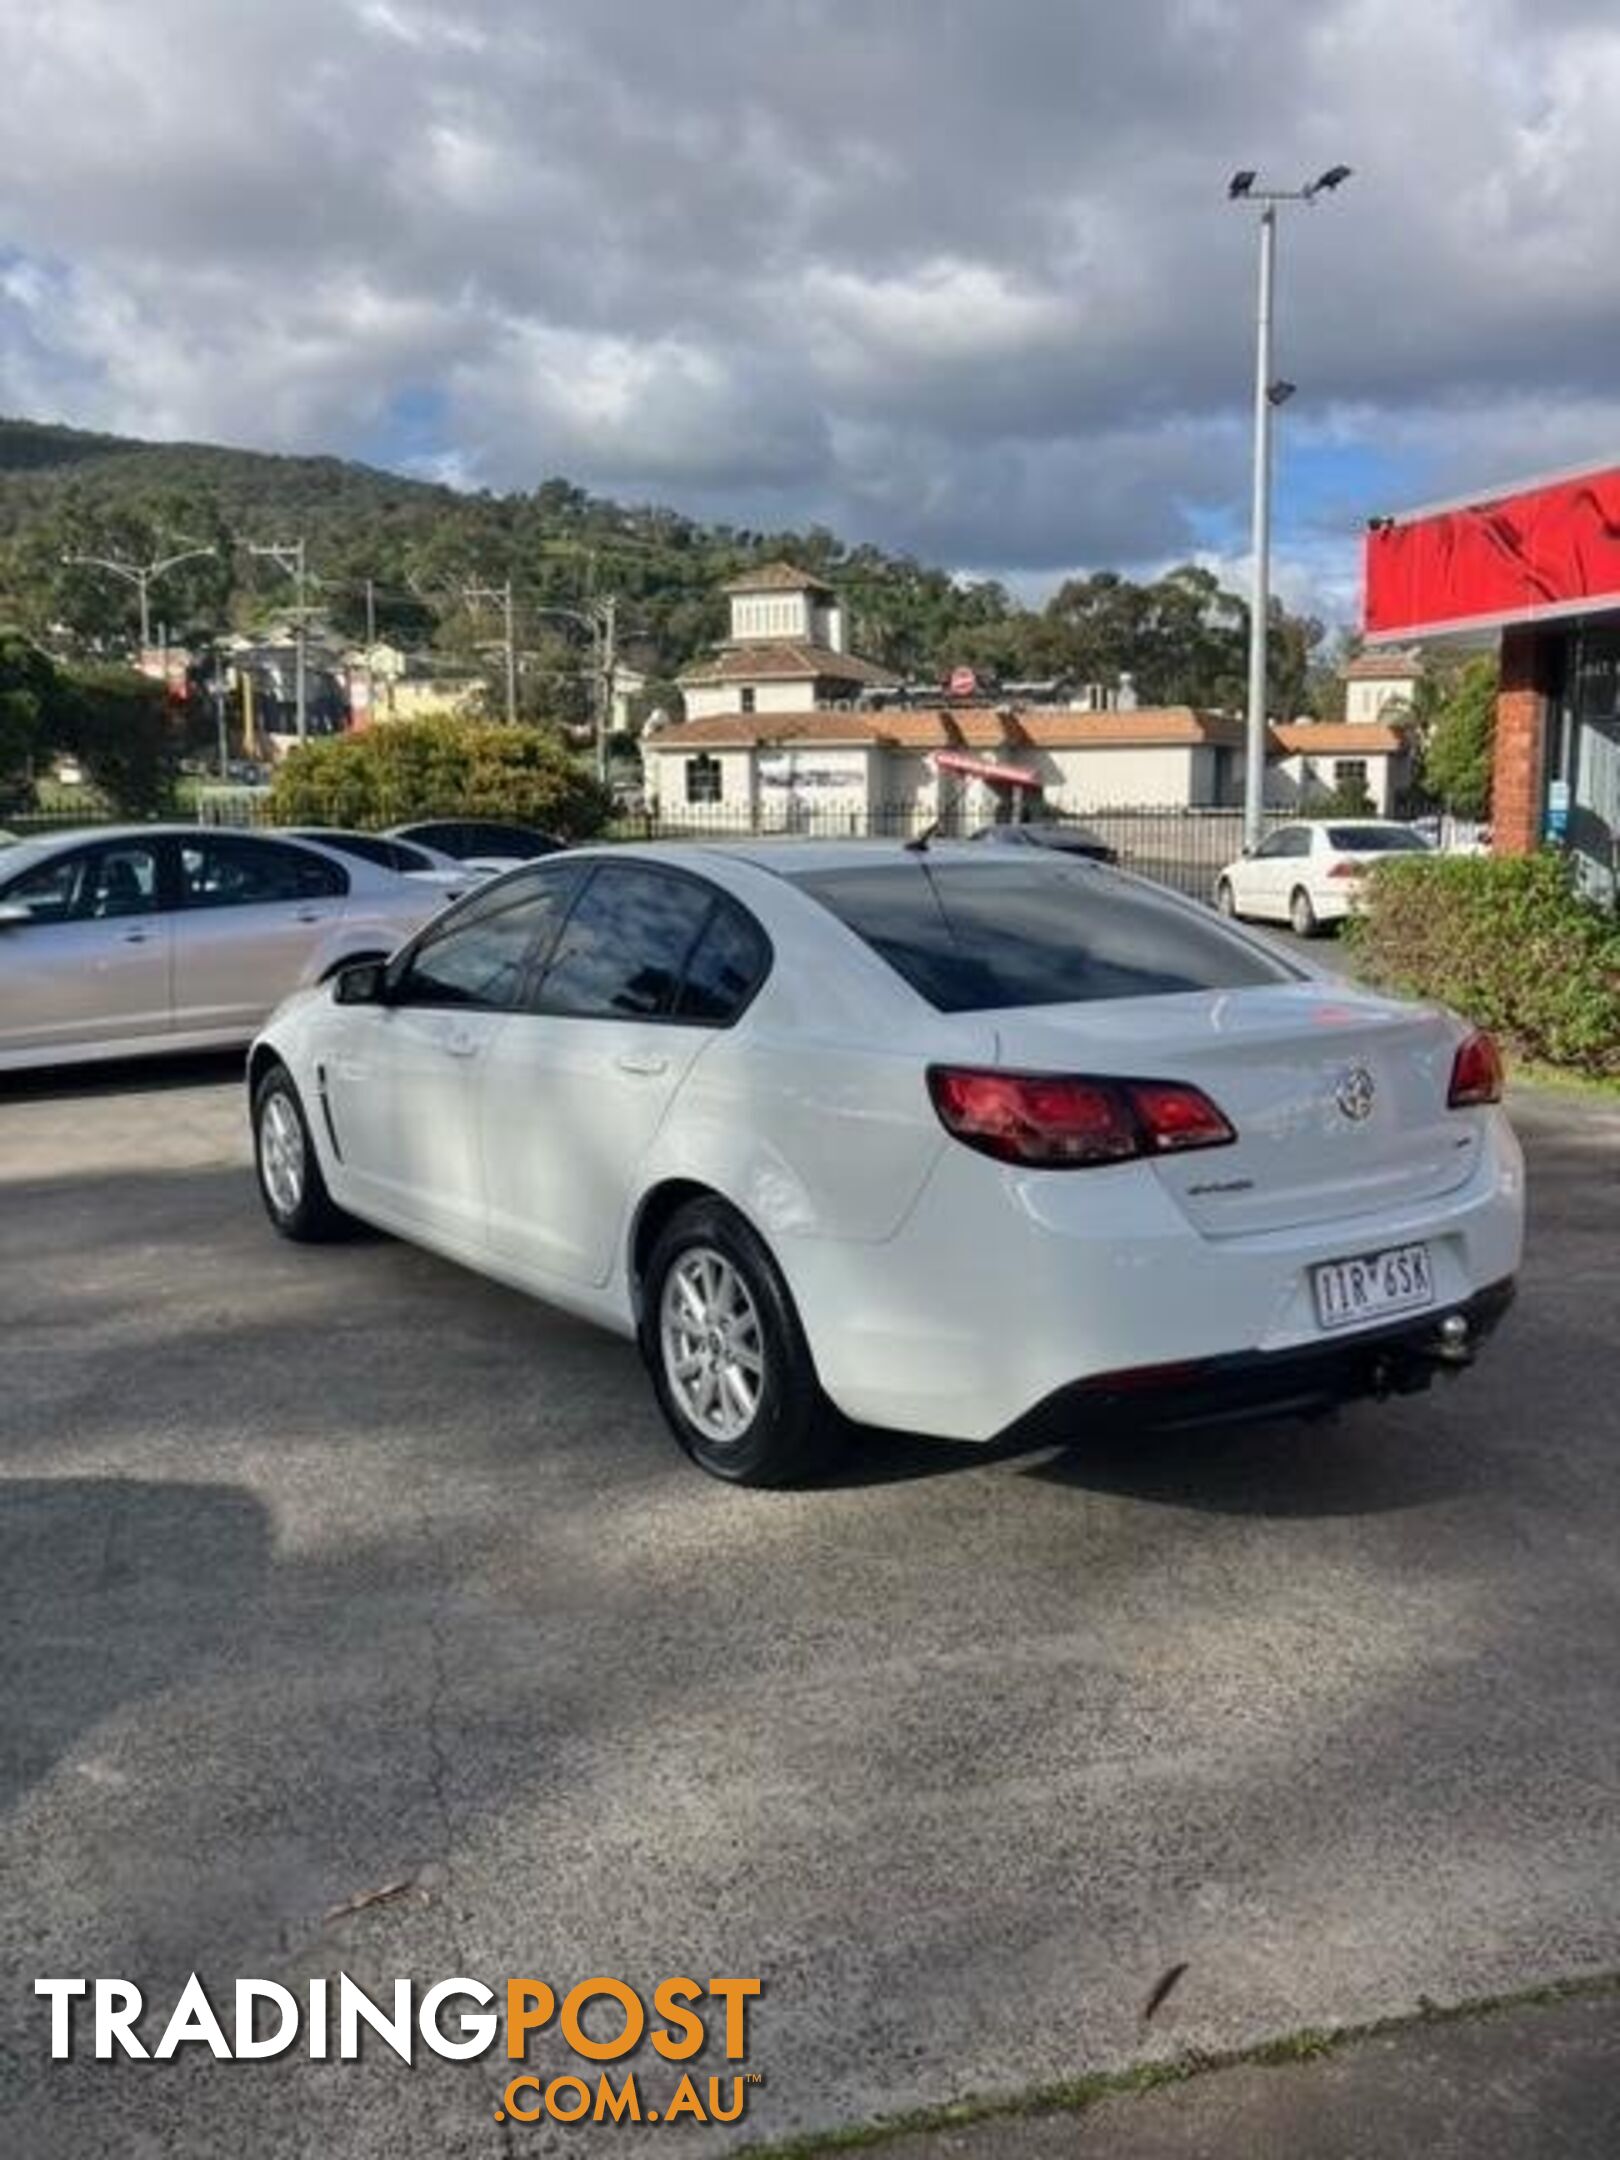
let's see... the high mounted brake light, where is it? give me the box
[926,1068,1236,1169]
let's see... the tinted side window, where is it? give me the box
[464,823,557,859]
[793,861,1296,1014]
[395,872,580,1010]
[295,831,401,871]
[1326,825,1427,853]
[2,841,162,922]
[538,866,712,1019]
[675,899,770,1023]
[180,835,347,905]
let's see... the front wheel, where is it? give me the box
[253,1063,351,1242]
[639,1198,847,1485]
[1289,885,1320,938]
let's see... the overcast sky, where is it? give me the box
[3,0,1618,621]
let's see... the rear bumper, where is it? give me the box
[1003,1276,1516,1442]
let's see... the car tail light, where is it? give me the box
[1448,1030,1504,1108]
[926,1067,1235,1169]
[1326,858,1365,879]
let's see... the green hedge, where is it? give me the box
[267,717,611,837]
[1345,852,1620,1079]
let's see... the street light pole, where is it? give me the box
[1227,164,1352,852]
[61,544,216,657]
[1244,203,1276,853]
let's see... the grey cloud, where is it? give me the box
[1,0,1617,599]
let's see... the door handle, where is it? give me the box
[120,928,151,944]
[615,1051,669,1077]
[292,908,324,923]
[443,1030,481,1058]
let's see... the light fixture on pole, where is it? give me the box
[1227,164,1352,850]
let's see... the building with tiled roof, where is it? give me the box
[1340,646,1422,725]
[678,563,899,719]
[643,703,1252,827]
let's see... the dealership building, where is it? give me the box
[1364,459,1620,897]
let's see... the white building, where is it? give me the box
[1341,648,1422,725]
[1263,652,1421,814]
[644,705,1248,829]
[677,562,900,719]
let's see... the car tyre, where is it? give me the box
[1289,885,1320,938]
[1215,877,1239,918]
[639,1197,848,1486]
[253,1063,351,1243]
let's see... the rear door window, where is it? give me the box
[535,864,714,1019]
[179,835,348,906]
[792,860,1296,1013]
[673,898,771,1023]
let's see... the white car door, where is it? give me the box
[171,833,349,1036]
[1243,825,1307,919]
[480,862,763,1289]
[0,836,173,1060]
[323,872,577,1249]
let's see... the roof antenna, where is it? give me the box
[907,764,966,851]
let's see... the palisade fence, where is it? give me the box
[3,795,1295,906]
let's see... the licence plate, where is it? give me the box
[1312,1243,1434,1331]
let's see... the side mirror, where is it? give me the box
[0,900,34,928]
[333,958,389,1006]
[1240,843,1257,859]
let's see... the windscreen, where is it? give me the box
[791,859,1296,1013]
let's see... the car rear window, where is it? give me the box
[791,859,1296,1013]
[1325,826,1428,853]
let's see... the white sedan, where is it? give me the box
[0,824,452,1070]
[1216,819,1433,936]
[249,843,1523,1485]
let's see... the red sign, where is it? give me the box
[933,751,1041,790]
[1365,462,1620,639]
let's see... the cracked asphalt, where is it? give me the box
[1,1056,1618,2157]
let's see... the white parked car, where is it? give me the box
[249,843,1523,1486]
[0,825,452,1070]
[1216,820,1433,936]
[387,818,566,876]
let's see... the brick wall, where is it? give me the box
[1493,625,1553,854]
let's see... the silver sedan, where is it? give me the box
[0,824,452,1070]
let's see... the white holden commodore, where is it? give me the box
[248,843,1524,1485]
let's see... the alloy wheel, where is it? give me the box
[659,1245,765,1445]
[259,1090,306,1218]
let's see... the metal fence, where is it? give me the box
[3,796,1286,906]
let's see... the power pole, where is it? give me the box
[61,543,216,654]
[594,593,617,784]
[364,577,376,647]
[248,539,309,741]
[461,580,518,723]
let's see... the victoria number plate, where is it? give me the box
[1312,1243,1434,1331]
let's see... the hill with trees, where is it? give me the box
[0,414,1332,729]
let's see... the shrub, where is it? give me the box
[1346,852,1620,1078]
[267,717,612,838]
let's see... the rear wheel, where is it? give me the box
[639,1198,847,1485]
[1289,885,1319,938]
[253,1063,350,1242]
[1215,877,1239,918]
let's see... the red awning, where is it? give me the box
[933,751,1042,789]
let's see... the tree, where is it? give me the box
[0,628,55,790]
[1421,656,1497,818]
[267,716,612,835]
[54,664,178,812]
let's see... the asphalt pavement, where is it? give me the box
[1,1054,1617,2157]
